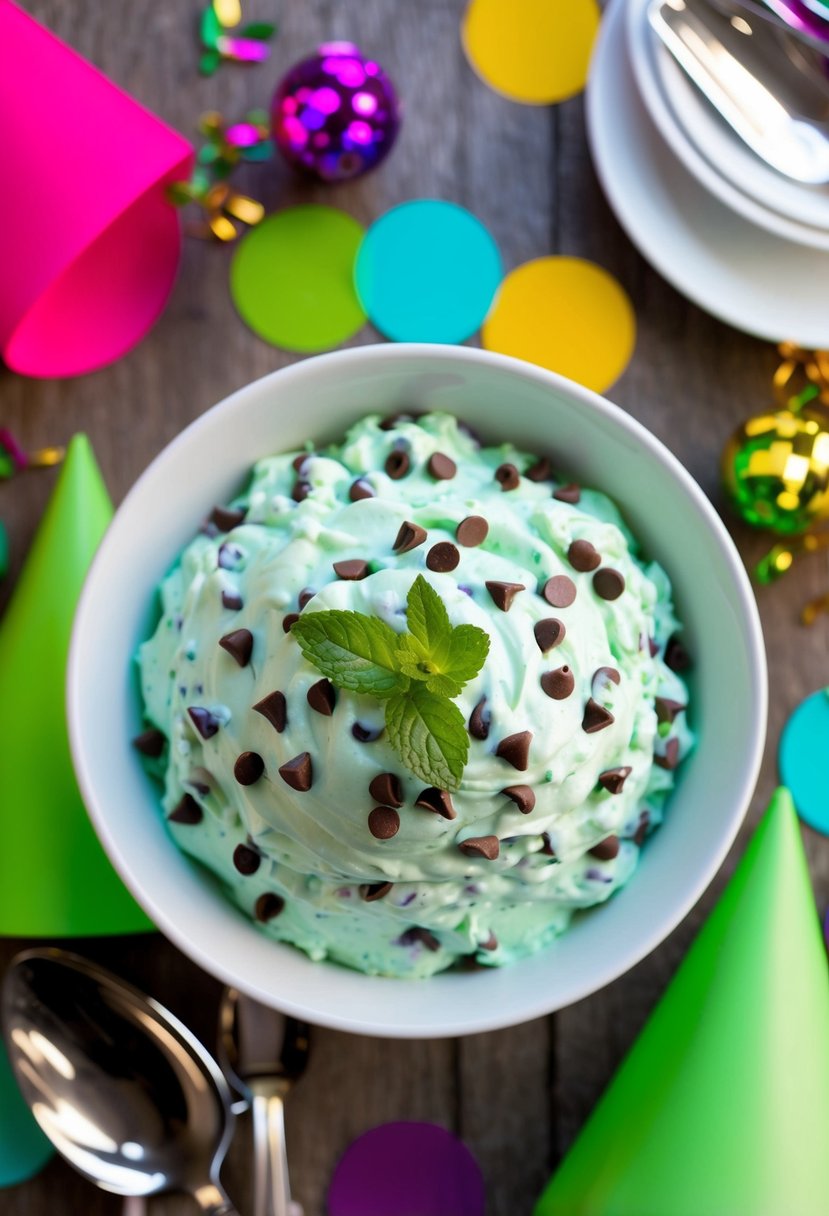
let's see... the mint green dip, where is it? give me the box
[138,412,692,978]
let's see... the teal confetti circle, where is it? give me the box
[779,688,829,836]
[354,200,502,344]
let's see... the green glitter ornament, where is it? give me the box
[722,405,829,535]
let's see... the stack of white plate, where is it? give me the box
[586,0,829,345]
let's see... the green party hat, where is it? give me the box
[0,435,152,935]
[535,788,829,1216]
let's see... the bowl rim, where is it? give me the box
[68,342,768,1037]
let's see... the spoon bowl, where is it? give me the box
[2,949,239,1214]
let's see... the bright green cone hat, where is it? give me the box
[0,435,152,935]
[535,788,829,1216]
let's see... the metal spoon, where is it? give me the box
[2,949,239,1215]
[649,0,829,182]
[218,986,310,1216]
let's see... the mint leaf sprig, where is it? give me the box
[291,575,489,791]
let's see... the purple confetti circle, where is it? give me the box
[327,1121,486,1216]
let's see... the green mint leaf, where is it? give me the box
[291,611,408,698]
[439,624,490,689]
[406,574,451,667]
[385,683,469,791]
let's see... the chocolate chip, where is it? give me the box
[292,479,312,503]
[567,539,601,572]
[496,730,532,770]
[255,893,285,921]
[234,751,265,785]
[598,766,632,794]
[292,452,312,472]
[279,752,313,791]
[352,722,383,742]
[495,462,520,491]
[542,575,577,608]
[211,505,247,532]
[350,478,375,501]
[298,587,316,609]
[582,699,615,733]
[218,542,244,570]
[187,707,220,739]
[479,931,499,951]
[485,580,525,611]
[633,812,650,846]
[468,696,491,740]
[368,806,400,839]
[132,728,165,758]
[414,788,456,820]
[589,835,620,861]
[333,559,369,580]
[459,835,500,860]
[186,768,212,796]
[456,515,489,547]
[168,793,203,825]
[525,457,552,482]
[553,483,581,504]
[233,843,261,875]
[385,449,411,479]
[541,832,556,857]
[593,568,625,600]
[219,628,253,667]
[655,737,680,770]
[393,520,428,553]
[428,452,457,480]
[399,927,440,952]
[307,678,337,716]
[664,635,691,672]
[253,691,287,733]
[534,618,565,652]
[502,785,536,814]
[655,696,685,725]
[426,542,459,572]
[541,666,575,700]
[359,881,393,902]
[283,612,299,633]
[593,666,621,692]
[222,590,244,611]
[369,772,403,808]
[648,637,660,658]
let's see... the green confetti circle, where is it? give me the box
[230,205,367,353]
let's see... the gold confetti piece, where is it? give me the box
[209,213,238,242]
[213,0,241,27]
[225,193,264,225]
[26,446,65,469]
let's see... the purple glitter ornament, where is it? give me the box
[271,42,401,182]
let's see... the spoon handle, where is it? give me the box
[192,1181,242,1215]
[250,1079,292,1216]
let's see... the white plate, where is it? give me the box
[587,0,829,345]
[625,0,829,249]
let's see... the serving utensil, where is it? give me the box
[2,949,240,1215]
[218,986,310,1216]
[649,0,829,182]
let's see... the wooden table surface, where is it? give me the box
[2,1,827,1212]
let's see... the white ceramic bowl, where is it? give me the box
[69,345,767,1038]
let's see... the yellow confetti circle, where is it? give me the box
[482,257,636,393]
[461,0,601,105]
